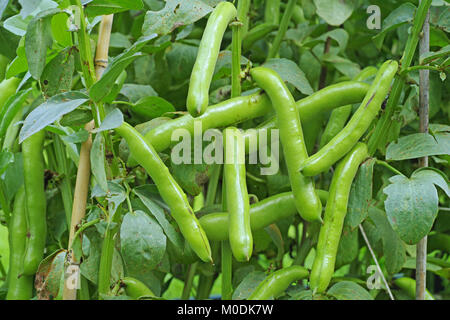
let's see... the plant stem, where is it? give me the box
[402,65,443,74]
[231,21,242,98]
[416,1,430,300]
[367,0,432,155]
[266,0,296,60]
[359,225,394,300]
[221,175,233,300]
[181,262,198,300]
[95,15,114,80]
[205,163,222,207]
[375,160,404,176]
[54,135,74,229]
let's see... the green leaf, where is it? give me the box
[232,271,266,300]
[347,158,376,229]
[318,28,349,53]
[327,281,373,300]
[142,0,213,36]
[19,91,89,143]
[120,84,158,103]
[40,47,75,97]
[372,3,416,50]
[322,54,361,79]
[89,34,157,102]
[24,8,61,80]
[131,96,175,121]
[368,207,406,274]
[313,0,355,26]
[170,161,208,196]
[134,186,184,250]
[120,210,167,276]
[0,151,14,176]
[335,225,359,268]
[0,88,32,139]
[386,132,450,160]
[90,133,108,193]
[85,0,144,16]
[420,44,450,64]
[94,108,124,133]
[263,58,313,95]
[212,50,250,82]
[383,172,440,245]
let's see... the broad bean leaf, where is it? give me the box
[85,0,144,16]
[142,0,214,36]
[232,271,266,300]
[420,44,450,64]
[346,158,376,229]
[120,84,158,102]
[120,210,167,276]
[373,3,416,50]
[25,8,61,80]
[386,132,450,160]
[19,91,90,143]
[90,133,108,193]
[327,281,373,300]
[40,47,75,97]
[383,169,449,245]
[0,151,13,176]
[368,207,406,274]
[313,0,355,26]
[264,58,313,95]
[134,186,184,250]
[89,34,157,102]
[318,28,349,53]
[94,108,123,133]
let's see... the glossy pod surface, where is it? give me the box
[199,190,328,241]
[186,2,237,116]
[224,127,252,261]
[115,123,212,263]
[22,130,47,275]
[301,60,398,177]
[310,143,368,293]
[247,265,309,300]
[250,66,322,222]
[145,81,370,153]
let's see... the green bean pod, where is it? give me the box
[186,2,237,117]
[242,23,278,52]
[199,190,328,242]
[310,142,368,294]
[264,0,280,25]
[301,60,398,177]
[115,123,212,263]
[224,127,252,261]
[6,187,33,300]
[393,277,435,300]
[319,67,378,148]
[247,265,309,300]
[22,130,47,276]
[121,277,155,299]
[144,81,369,153]
[0,77,20,110]
[250,66,322,222]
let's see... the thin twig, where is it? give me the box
[359,224,395,300]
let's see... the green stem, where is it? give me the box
[205,163,222,207]
[196,273,216,300]
[402,65,443,74]
[69,218,101,251]
[220,173,233,300]
[266,0,296,60]
[181,262,198,300]
[231,21,242,98]
[375,160,405,176]
[221,240,233,300]
[54,134,74,229]
[367,0,432,155]
[98,207,121,299]
[0,182,11,225]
